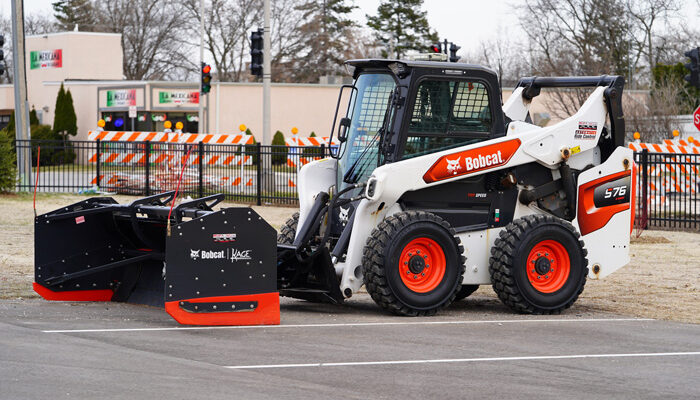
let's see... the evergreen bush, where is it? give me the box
[0,129,16,192]
[271,130,288,165]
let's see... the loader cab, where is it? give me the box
[329,59,506,234]
[336,59,506,184]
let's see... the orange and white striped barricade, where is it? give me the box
[88,131,255,167]
[285,136,339,169]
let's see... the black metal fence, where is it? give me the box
[15,139,329,206]
[635,149,700,231]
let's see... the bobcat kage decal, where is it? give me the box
[423,139,521,183]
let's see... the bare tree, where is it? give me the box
[95,0,190,80]
[183,0,260,82]
[625,81,691,142]
[25,12,58,35]
[625,0,680,85]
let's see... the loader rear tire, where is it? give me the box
[363,211,465,316]
[277,212,299,244]
[489,214,588,314]
[454,285,479,301]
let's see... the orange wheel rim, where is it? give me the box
[526,240,570,293]
[398,237,446,293]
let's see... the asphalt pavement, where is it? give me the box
[1,295,698,399]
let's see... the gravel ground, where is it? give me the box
[1,193,697,323]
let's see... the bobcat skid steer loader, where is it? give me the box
[34,59,634,325]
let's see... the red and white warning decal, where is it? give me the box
[75,216,85,224]
[575,121,598,140]
[423,139,521,183]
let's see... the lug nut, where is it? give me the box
[413,275,418,279]
[545,275,549,279]
[537,276,541,279]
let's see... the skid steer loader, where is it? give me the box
[34,59,634,325]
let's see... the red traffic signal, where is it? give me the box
[430,44,441,53]
[201,62,212,94]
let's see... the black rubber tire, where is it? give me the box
[489,214,588,314]
[362,211,466,316]
[277,212,299,244]
[454,285,479,301]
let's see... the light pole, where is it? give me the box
[11,0,32,190]
[198,0,205,133]
[262,0,271,145]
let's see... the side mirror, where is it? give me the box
[337,117,351,143]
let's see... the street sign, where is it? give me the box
[694,105,700,132]
[128,105,137,119]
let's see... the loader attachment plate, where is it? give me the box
[164,208,279,325]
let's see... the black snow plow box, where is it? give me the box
[34,192,280,326]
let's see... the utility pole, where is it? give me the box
[11,0,32,190]
[198,0,204,133]
[262,0,271,145]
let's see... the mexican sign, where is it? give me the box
[106,89,137,107]
[157,90,200,106]
[30,49,62,69]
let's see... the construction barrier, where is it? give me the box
[87,131,255,167]
[285,136,338,168]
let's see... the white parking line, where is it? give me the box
[42,317,653,333]
[223,351,700,369]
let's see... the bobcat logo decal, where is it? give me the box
[446,157,462,175]
[338,206,350,224]
[190,249,200,260]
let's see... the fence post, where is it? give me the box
[256,142,262,206]
[198,143,204,198]
[95,138,101,188]
[320,143,325,158]
[641,149,648,230]
[144,141,151,196]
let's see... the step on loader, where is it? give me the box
[35,59,635,325]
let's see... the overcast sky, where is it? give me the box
[2,0,699,54]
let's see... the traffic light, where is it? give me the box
[430,43,442,53]
[449,43,461,63]
[250,28,263,77]
[685,47,700,89]
[0,34,4,76]
[201,62,212,94]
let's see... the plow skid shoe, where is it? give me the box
[164,208,280,326]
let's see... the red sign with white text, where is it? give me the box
[423,139,521,183]
[693,105,700,132]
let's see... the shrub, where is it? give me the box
[53,84,78,140]
[0,129,16,192]
[243,129,259,165]
[271,130,288,165]
[30,107,39,125]
[31,124,75,166]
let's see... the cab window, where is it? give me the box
[403,79,492,159]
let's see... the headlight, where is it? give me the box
[366,178,377,199]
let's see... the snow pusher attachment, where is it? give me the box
[34,191,280,326]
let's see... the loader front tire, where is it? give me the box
[363,211,465,316]
[489,214,588,314]
[277,212,299,244]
